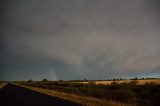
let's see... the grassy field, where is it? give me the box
[18,84,130,106]
[79,79,160,85]
[17,79,160,106]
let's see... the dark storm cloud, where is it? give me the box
[0,0,160,80]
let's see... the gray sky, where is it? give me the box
[0,0,160,81]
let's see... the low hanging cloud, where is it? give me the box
[0,0,160,80]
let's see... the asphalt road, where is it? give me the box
[0,83,81,106]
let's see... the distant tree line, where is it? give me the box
[26,77,160,83]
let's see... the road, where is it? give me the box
[0,83,81,106]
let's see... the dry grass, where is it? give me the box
[17,84,136,106]
[79,80,160,85]
[0,83,7,89]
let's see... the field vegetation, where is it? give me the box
[0,82,7,89]
[81,79,160,85]
[17,78,160,106]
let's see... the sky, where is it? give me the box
[0,0,160,81]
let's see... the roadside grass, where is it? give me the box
[17,84,133,106]
[16,79,160,106]
[0,83,7,89]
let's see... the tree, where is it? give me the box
[27,79,33,83]
[42,79,48,82]
[133,77,138,80]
